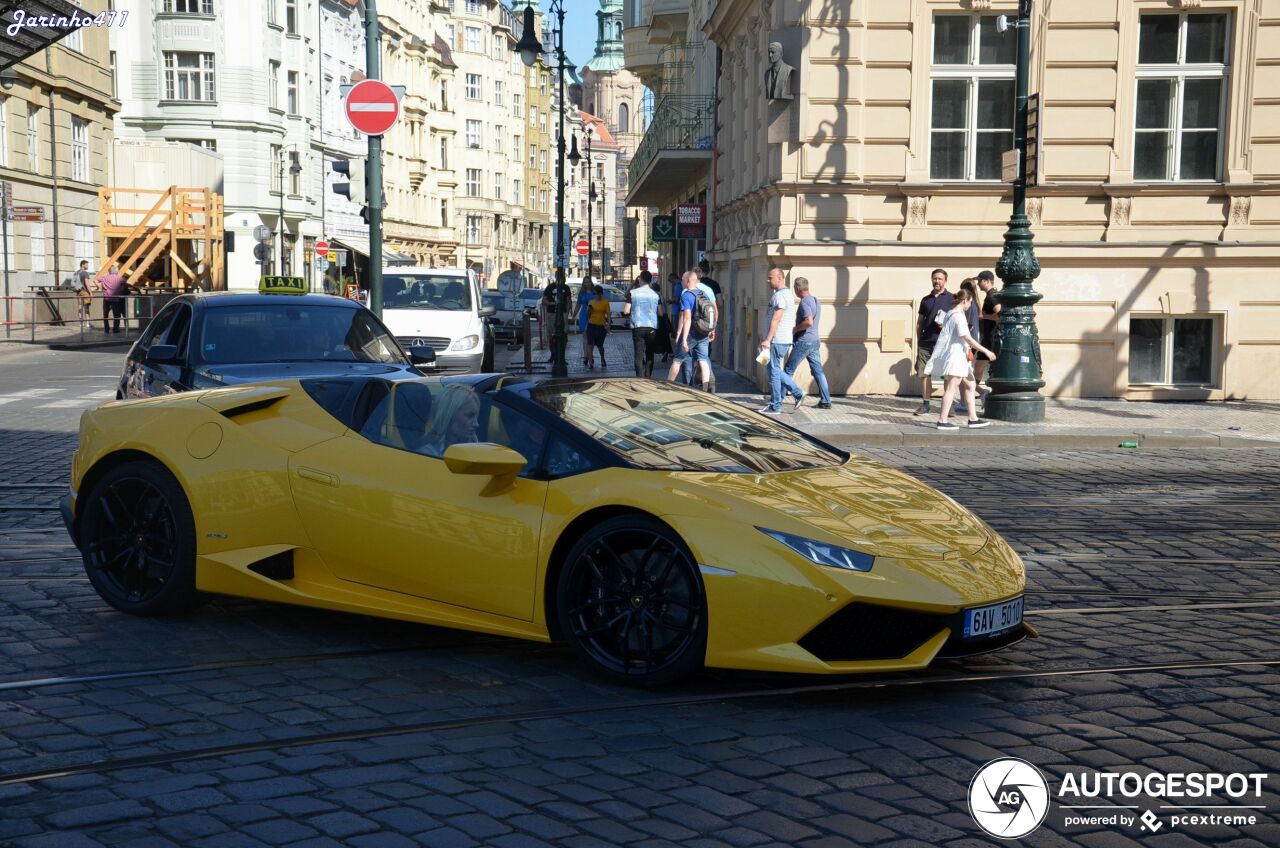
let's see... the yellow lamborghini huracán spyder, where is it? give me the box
[64,375,1030,685]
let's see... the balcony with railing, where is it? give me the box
[627,95,714,207]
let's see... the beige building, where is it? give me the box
[0,1,117,294]
[625,0,1280,400]
[521,2,554,281]
[380,0,459,267]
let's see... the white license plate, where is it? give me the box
[964,597,1024,638]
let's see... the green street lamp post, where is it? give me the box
[516,2,571,378]
[986,0,1045,423]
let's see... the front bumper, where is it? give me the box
[60,491,78,549]
[421,351,484,375]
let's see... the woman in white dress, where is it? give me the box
[925,286,997,430]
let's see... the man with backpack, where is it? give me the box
[759,267,803,414]
[667,270,716,392]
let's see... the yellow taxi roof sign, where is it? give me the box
[259,276,307,294]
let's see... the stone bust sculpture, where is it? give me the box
[764,41,793,101]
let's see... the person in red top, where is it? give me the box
[95,266,128,334]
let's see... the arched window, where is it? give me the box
[618,102,629,134]
[615,21,622,40]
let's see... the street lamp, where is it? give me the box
[515,1,573,377]
[986,0,1045,422]
[278,146,303,276]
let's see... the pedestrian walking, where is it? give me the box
[951,278,982,417]
[974,270,1001,397]
[625,271,661,377]
[758,267,803,414]
[654,285,674,363]
[585,284,611,369]
[783,277,832,409]
[694,271,718,394]
[573,275,595,367]
[696,259,721,298]
[667,271,714,391]
[913,269,954,416]
[74,260,94,321]
[925,286,996,431]
[96,265,128,334]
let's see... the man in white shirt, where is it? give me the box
[758,268,803,413]
[624,271,661,377]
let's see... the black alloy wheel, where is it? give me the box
[80,460,204,616]
[558,516,707,685]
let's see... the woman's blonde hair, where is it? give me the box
[424,385,480,449]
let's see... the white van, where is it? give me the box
[378,267,495,373]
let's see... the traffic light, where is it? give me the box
[332,157,366,205]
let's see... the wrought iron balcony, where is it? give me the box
[627,96,715,207]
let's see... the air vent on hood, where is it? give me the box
[198,386,292,419]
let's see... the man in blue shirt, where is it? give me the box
[784,277,832,409]
[667,271,713,391]
[624,271,661,377]
[915,269,954,416]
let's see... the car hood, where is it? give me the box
[380,308,478,340]
[197,361,411,384]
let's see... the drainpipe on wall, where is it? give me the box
[45,48,61,288]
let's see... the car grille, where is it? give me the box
[397,336,450,352]
[798,602,1026,663]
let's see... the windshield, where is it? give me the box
[196,304,407,366]
[382,274,474,311]
[527,381,847,473]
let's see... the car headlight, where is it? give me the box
[758,527,875,572]
[450,335,480,351]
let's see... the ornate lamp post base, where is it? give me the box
[986,213,1045,423]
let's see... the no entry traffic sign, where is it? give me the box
[575,239,590,256]
[314,239,330,255]
[344,79,401,136]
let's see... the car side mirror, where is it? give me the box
[479,304,497,317]
[147,344,179,365]
[408,346,436,365]
[443,442,527,478]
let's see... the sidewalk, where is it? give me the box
[508,329,1280,448]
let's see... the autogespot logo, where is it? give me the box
[969,758,1052,839]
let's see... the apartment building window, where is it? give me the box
[540,190,547,212]
[287,71,299,114]
[109,51,116,97]
[27,105,39,172]
[494,171,503,197]
[539,112,546,134]
[0,97,7,169]
[164,0,213,13]
[513,91,521,113]
[440,80,448,111]
[1135,13,1229,181]
[539,149,547,173]
[529,143,536,168]
[465,73,481,100]
[513,178,521,205]
[290,151,301,195]
[440,199,448,227]
[466,168,481,196]
[286,0,298,34]
[494,80,504,106]
[439,136,448,169]
[465,0,481,13]
[1129,316,1217,386]
[164,52,216,101]
[269,62,280,109]
[30,223,45,274]
[529,185,537,208]
[74,224,94,269]
[929,15,1014,181]
[618,103,630,134]
[466,119,482,148]
[196,139,217,151]
[64,13,83,53]
[530,105,537,125]
[513,134,521,159]
[465,26,482,53]
[270,144,283,193]
[71,117,89,182]
[540,74,548,95]
[466,215,480,244]
[267,0,277,25]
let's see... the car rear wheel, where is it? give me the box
[80,460,205,616]
[557,516,707,686]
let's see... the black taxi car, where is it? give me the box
[118,279,436,400]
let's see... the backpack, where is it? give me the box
[693,290,717,335]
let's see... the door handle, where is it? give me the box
[296,467,339,487]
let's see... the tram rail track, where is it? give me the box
[2,655,1276,788]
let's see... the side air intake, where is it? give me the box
[247,550,295,581]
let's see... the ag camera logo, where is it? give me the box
[969,758,1051,838]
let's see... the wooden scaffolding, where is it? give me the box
[98,187,225,290]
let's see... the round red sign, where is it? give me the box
[314,240,330,255]
[575,239,590,256]
[345,79,400,136]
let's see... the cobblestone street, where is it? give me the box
[1,346,1278,847]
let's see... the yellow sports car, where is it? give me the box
[63,375,1030,685]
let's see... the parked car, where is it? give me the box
[378,267,495,374]
[602,285,628,328]
[117,289,434,400]
[482,289,522,342]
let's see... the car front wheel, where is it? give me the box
[80,459,205,616]
[557,516,707,686]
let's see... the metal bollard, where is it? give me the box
[522,309,533,373]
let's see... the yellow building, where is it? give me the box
[522,3,554,280]
[625,0,1280,400]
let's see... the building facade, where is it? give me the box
[521,4,554,282]
[625,0,1280,400]
[0,0,117,295]
[570,111,620,280]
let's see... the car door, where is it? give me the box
[288,380,549,621]
[122,303,181,398]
